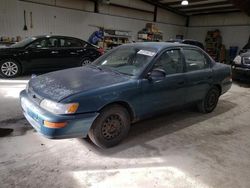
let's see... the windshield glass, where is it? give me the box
[93,46,157,76]
[11,37,37,48]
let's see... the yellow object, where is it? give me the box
[67,103,79,114]
[44,121,67,128]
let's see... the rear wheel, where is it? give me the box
[0,59,21,78]
[81,57,92,66]
[88,105,130,148]
[197,87,220,113]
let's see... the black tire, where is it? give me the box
[197,87,220,113]
[0,59,21,78]
[88,104,130,148]
[80,57,92,66]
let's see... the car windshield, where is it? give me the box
[11,37,37,48]
[93,46,157,76]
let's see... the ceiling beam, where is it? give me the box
[142,0,187,16]
[231,0,250,15]
[184,6,239,13]
[177,1,232,9]
[190,9,241,15]
[163,0,208,6]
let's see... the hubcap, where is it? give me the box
[101,114,122,140]
[81,59,91,66]
[1,61,18,76]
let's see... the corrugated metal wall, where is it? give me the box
[187,13,250,49]
[0,0,187,41]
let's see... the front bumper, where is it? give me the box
[232,66,250,80]
[20,90,99,139]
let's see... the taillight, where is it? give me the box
[98,48,104,55]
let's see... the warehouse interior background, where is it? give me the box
[0,0,249,50]
[1,0,250,188]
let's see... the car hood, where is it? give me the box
[28,66,130,102]
[240,51,250,57]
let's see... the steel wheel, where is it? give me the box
[88,104,131,148]
[1,61,19,77]
[101,114,122,140]
[205,91,218,111]
[197,87,220,113]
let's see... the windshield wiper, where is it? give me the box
[87,64,103,71]
[104,67,132,76]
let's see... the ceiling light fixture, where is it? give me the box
[181,0,189,6]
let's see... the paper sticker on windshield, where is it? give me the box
[137,50,156,57]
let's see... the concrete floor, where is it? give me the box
[0,76,250,188]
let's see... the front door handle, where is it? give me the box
[70,52,77,55]
[51,51,59,54]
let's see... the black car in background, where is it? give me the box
[0,35,103,78]
[232,37,250,81]
[167,39,205,50]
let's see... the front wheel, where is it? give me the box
[88,105,130,148]
[0,60,21,78]
[197,87,220,113]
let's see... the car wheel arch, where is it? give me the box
[98,101,136,123]
[0,58,22,67]
[213,84,222,95]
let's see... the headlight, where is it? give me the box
[233,55,242,65]
[40,99,79,114]
[243,57,250,65]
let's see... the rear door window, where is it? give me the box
[59,38,84,48]
[183,49,209,72]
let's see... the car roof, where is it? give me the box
[33,35,86,41]
[123,42,195,52]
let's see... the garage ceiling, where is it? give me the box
[144,0,250,16]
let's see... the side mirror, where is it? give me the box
[148,68,166,81]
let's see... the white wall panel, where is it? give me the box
[189,12,250,26]
[56,0,94,11]
[187,12,250,49]
[187,26,250,49]
[98,4,153,21]
[109,0,154,12]
[0,0,186,42]
[157,7,186,26]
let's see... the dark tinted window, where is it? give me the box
[29,38,58,48]
[154,49,183,75]
[59,38,83,47]
[183,49,208,71]
[11,37,36,48]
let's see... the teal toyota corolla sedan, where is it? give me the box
[20,42,232,148]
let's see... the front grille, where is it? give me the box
[243,57,250,65]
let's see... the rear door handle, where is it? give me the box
[70,52,77,55]
[51,51,59,54]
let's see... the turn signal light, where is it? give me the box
[67,103,79,114]
[44,121,67,128]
